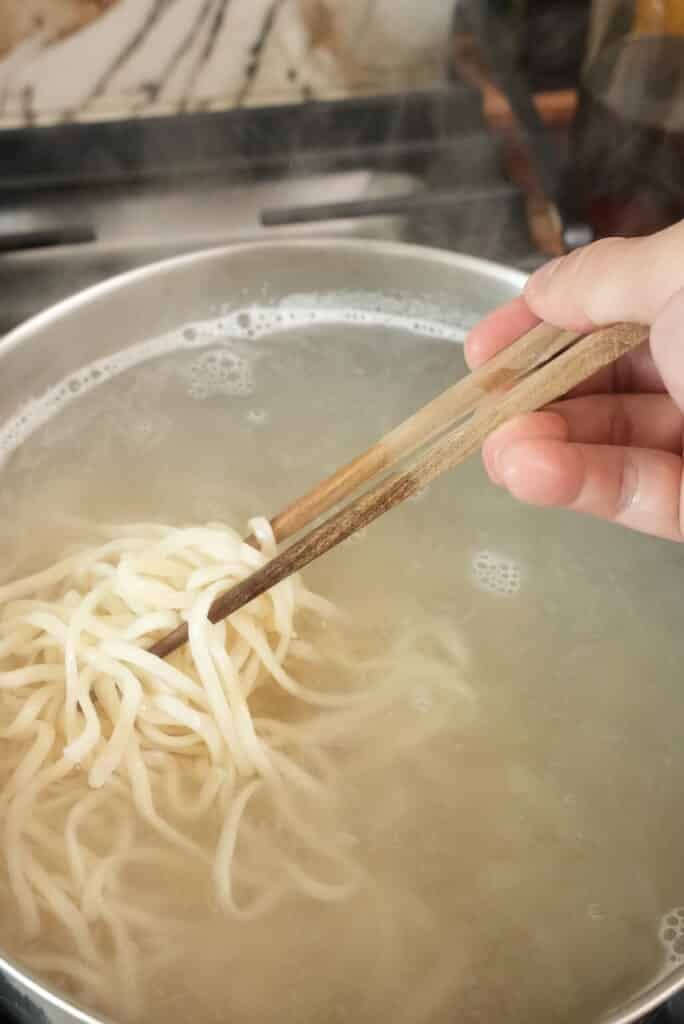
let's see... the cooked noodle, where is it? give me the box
[0,518,400,1017]
[0,516,476,1020]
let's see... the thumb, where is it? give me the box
[524,220,684,331]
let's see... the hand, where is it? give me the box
[466,220,684,541]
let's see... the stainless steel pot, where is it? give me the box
[0,239,681,1024]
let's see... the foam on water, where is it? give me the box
[187,349,255,400]
[471,550,522,597]
[0,304,466,463]
[659,908,684,966]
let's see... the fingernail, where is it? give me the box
[617,454,639,512]
[482,441,502,485]
[497,446,521,490]
[484,434,524,486]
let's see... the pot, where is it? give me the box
[0,239,681,1024]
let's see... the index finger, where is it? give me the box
[465,297,664,396]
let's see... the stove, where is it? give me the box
[0,88,543,335]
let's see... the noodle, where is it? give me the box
[0,518,378,1018]
[0,515,476,1021]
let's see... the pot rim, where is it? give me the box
[0,237,527,360]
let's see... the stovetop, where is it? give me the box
[0,88,542,336]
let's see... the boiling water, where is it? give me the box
[1,307,684,1023]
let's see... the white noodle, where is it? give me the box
[0,519,377,1017]
[0,516,475,1022]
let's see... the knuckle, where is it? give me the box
[573,238,632,324]
[526,237,638,327]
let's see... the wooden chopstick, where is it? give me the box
[266,322,579,545]
[149,321,647,660]
[150,321,571,658]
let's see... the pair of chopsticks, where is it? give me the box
[149,320,649,660]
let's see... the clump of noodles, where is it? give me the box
[0,517,475,1020]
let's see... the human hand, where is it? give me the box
[466,220,684,541]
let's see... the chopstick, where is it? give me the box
[262,321,581,546]
[149,321,648,660]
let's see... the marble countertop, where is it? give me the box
[0,0,454,129]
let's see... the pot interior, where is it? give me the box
[0,241,682,1024]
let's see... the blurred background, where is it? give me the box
[0,0,682,334]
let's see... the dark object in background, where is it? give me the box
[454,1,590,95]
[521,0,591,92]
[569,0,684,237]
[451,0,592,256]
[0,225,94,252]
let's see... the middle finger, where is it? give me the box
[483,394,684,486]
